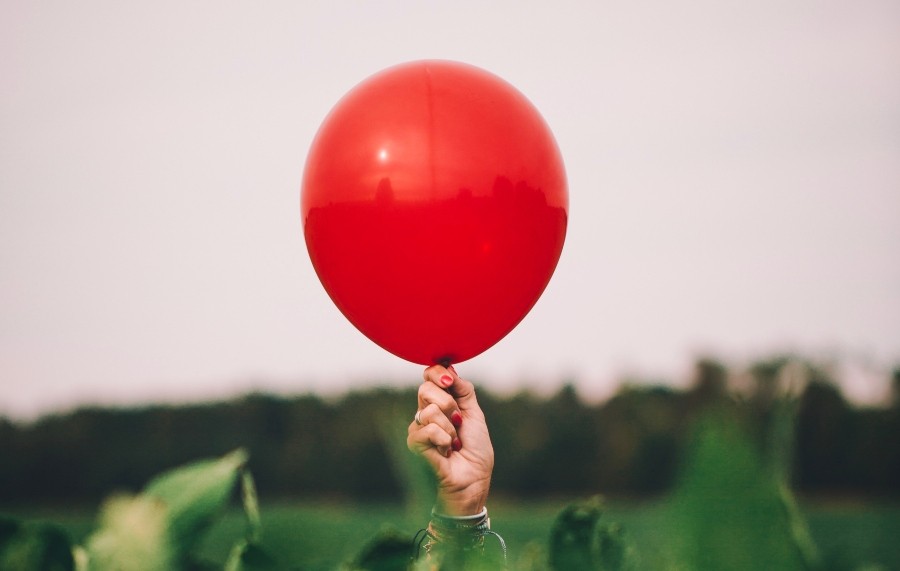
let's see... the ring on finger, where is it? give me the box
[414,410,423,425]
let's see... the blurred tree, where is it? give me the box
[601,386,685,494]
[0,356,895,505]
[892,367,900,409]
[794,380,853,492]
[686,358,730,414]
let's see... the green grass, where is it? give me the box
[802,501,900,570]
[9,499,896,570]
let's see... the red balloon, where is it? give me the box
[302,60,567,366]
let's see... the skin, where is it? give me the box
[407,365,495,516]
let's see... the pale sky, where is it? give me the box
[2,1,899,420]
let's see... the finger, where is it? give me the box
[413,403,458,442]
[446,375,478,411]
[424,365,455,390]
[421,367,466,427]
[417,381,461,422]
[425,366,479,416]
[407,422,453,458]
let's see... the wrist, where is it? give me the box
[436,497,487,517]
[431,507,488,526]
[436,480,490,516]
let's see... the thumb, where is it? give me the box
[447,372,480,413]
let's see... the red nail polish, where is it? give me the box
[452,438,462,451]
[440,375,453,387]
[451,411,463,427]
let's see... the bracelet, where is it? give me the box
[413,506,507,565]
[430,507,489,530]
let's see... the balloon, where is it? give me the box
[301,60,567,366]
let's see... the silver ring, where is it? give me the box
[414,410,423,425]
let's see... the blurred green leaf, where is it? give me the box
[240,470,262,543]
[379,408,436,524]
[225,540,279,571]
[143,448,248,554]
[345,529,414,571]
[548,497,634,571]
[0,516,21,549]
[85,449,248,570]
[0,517,75,571]
[668,411,814,571]
[86,494,172,571]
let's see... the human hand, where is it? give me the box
[407,365,494,516]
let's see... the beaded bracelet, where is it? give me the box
[430,507,489,530]
[413,507,507,566]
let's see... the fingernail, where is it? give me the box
[440,375,453,387]
[451,411,463,427]
[452,438,462,452]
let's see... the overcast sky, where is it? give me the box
[2,1,899,420]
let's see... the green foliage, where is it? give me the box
[378,407,437,523]
[225,541,278,571]
[2,357,897,570]
[34,448,281,571]
[341,530,413,571]
[3,358,898,505]
[666,411,816,571]
[548,497,634,571]
[0,516,74,571]
[0,449,419,570]
[3,436,898,570]
[85,494,173,570]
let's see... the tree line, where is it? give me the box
[1,356,897,505]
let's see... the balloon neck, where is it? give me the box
[437,357,453,369]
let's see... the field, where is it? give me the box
[4,396,898,570]
[10,498,899,570]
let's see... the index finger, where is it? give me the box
[424,364,478,413]
[423,364,456,390]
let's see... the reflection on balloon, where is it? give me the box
[302,60,568,366]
